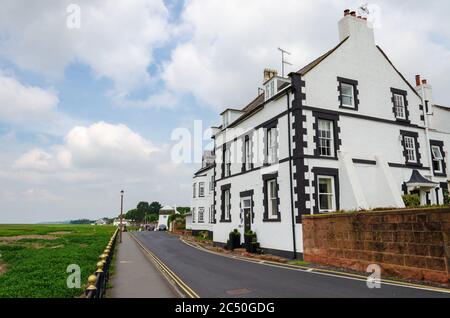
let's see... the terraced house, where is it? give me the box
[191,10,450,259]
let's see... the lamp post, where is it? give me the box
[119,190,124,243]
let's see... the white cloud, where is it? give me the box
[162,0,450,109]
[0,73,59,124]
[64,121,159,168]
[0,0,170,95]
[13,149,54,172]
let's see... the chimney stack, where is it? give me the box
[415,75,421,87]
[264,68,278,82]
[339,8,375,45]
[422,79,428,85]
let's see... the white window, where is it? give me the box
[193,183,196,198]
[318,176,336,212]
[341,83,355,108]
[267,128,277,164]
[199,182,205,197]
[224,190,231,220]
[267,179,279,218]
[318,119,334,157]
[394,94,406,120]
[210,176,214,192]
[265,80,275,100]
[404,136,417,163]
[192,208,196,223]
[432,145,444,173]
[198,208,205,223]
[245,137,252,170]
[224,147,231,177]
[210,205,215,223]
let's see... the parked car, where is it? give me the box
[157,224,167,231]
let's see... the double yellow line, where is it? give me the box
[130,234,200,298]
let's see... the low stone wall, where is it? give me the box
[302,207,450,284]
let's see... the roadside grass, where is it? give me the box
[288,260,311,267]
[0,224,115,298]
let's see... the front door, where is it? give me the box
[241,197,252,233]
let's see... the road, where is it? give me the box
[134,231,450,298]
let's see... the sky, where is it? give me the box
[0,0,449,223]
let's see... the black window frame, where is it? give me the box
[220,184,232,223]
[198,182,205,197]
[391,88,410,123]
[263,119,278,166]
[312,167,340,214]
[338,77,359,111]
[313,111,341,160]
[430,140,446,177]
[400,130,422,167]
[262,173,281,222]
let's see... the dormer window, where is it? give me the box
[265,80,275,100]
[263,75,289,101]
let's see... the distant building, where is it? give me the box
[158,206,176,229]
[94,218,108,225]
[113,219,131,227]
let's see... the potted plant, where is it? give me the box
[244,231,257,253]
[228,229,241,250]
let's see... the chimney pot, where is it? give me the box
[422,79,427,85]
[415,75,421,86]
[357,16,362,19]
[344,9,350,16]
[350,11,356,16]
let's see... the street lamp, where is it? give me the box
[119,190,124,243]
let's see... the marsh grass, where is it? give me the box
[0,224,115,298]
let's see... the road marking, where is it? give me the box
[130,234,200,298]
[181,238,450,295]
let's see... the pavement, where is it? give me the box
[134,231,450,298]
[108,232,177,298]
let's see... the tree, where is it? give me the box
[176,207,190,215]
[149,201,162,215]
[145,214,158,223]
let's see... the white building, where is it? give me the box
[188,151,215,238]
[158,206,176,229]
[201,9,450,259]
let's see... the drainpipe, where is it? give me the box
[420,83,435,201]
[286,90,298,259]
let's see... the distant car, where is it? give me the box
[157,224,167,231]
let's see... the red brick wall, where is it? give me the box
[302,207,450,284]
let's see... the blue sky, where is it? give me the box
[0,0,449,223]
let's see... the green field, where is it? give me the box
[0,224,116,298]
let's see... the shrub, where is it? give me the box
[402,194,420,207]
[227,229,241,250]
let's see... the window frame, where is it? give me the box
[391,88,410,123]
[318,176,336,213]
[394,93,406,120]
[198,207,205,223]
[263,173,280,222]
[267,179,279,219]
[224,190,231,221]
[430,140,446,176]
[192,208,196,223]
[400,131,422,167]
[404,136,417,163]
[244,136,252,171]
[192,183,196,198]
[338,77,359,111]
[198,182,205,197]
[266,127,277,165]
[318,119,335,158]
